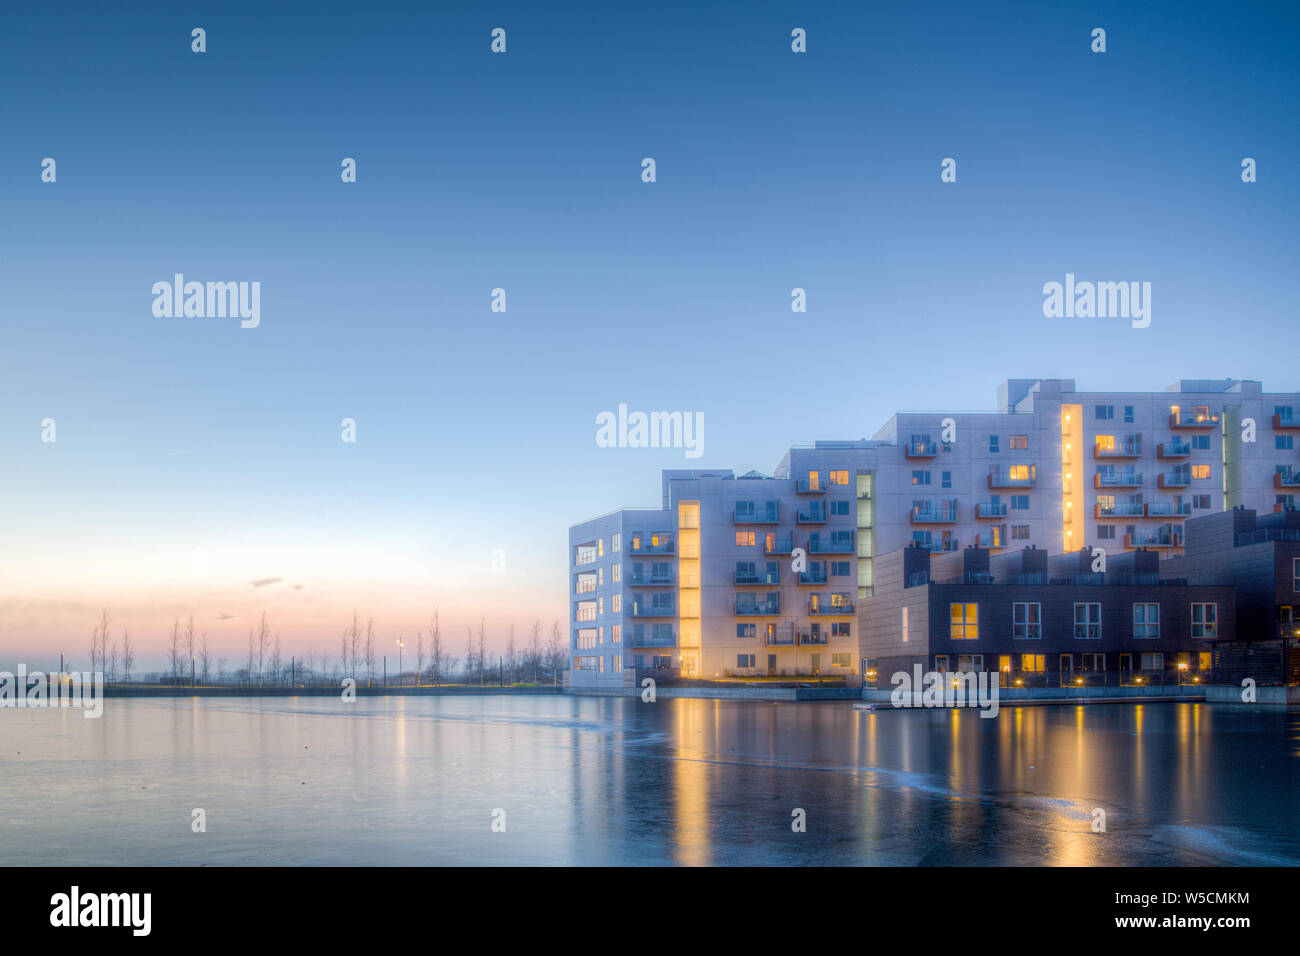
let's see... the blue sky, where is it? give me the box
[1,0,1296,668]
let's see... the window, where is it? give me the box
[1074,603,1101,639]
[831,561,850,576]
[1193,495,1211,509]
[1294,558,1300,592]
[612,533,621,552]
[830,500,849,516]
[1123,406,1134,423]
[597,538,604,557]
[612,625,621,643]
[597,597,603,615]
[1011,525,1030,540]
[1192,464,1211,480]
[911,470,931,485]
[1011,495,1029,509]
[735,531,755,546]
[1095,405,1114,420]
[1191,603,1217,639]
[1097,525,1116,539]
[1013,602,1041,639]
[1021,654,1045,672]
[611,594,621,613]
[832,653,852,668]
[950,603,978,640]
[612,563,621,583]
[576,630,597,650]
[901,606,909,643]
[1009,464,1032,480]
[1009,435,1028,450]
[829,470,849,486]
[1133,603,1159,638]
[989,435,1000,453]
[831,621,851,637]
[597,568,603,586]
[1141,652,1164,671]
[1278,435,1295,450]
[737,623,755,638]
[576,545,597,566]
[941,470,952,489]
[577,602,597,623]
[1192,435,1210,450]
[734,654,754,668]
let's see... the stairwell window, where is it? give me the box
[1191,603,1217,639]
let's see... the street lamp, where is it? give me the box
[395,638,405,681]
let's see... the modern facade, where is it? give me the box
[859,542,1235,689]
[569,376,1299,687]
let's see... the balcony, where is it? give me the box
[763,534,795,555]
[1094,472,1143,489]
[1095,502,1145,518]
[976,501,1008,519]
[733,504,780,524]
[1157,471,1191,489]
[988,467,1036,488]
[1170,411,1219,429]
[796,478,826,494]
[1125,529,1183,549]
[1275,473,1300,490]
[972,530,1006,550]
[626,632,676,649]
[736,597,780,616]
[628,538,674,555]
[735,568,780,586]
[809,598,855,615]
[765,628,796,647]
[799,631,829,646]
[630,602,675,617]
[1145,501,1192,518]
[1274,414,1300,431]
[808,535,855,553]
[797,504,827,523]
[905,439,937,459]
[910,501,958,524]
[797,568,829,585]
[1095,438,1142,459]
[915,537,960,552]
[1157,440,1191,459]
[627,569,675,587]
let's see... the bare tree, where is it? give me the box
[198,632,210,683]
[429,609,443,686]
[270,632,283,686]
[254,612,272,685]
[415,631,425,686]
[477,619,487,685]
[122,629,135,682]
[169,619,182,680]
[339,626,350,680]
[505,623,517,685]
[528,619,542,683]
[348,610,362,681]
[184,616,197,678]
[98,609,110,679]
[364,617,376,686]
[246,629,256,682]
[547,620,565,686]
[464,627,475,684]
[109,641,119,682]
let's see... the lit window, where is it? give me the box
[1021,654,1045,673]
[829,470,849,485]
[1192,465,1211,480]
[597,539,604,557]
[1009,435,1028,450]
[950,603,978,640]
[901,606,909,643]
[735,531,755,546]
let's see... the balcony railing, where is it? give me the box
[988,468,1036,488]
[1158,471,1192,489]
[1095,472,1143,488]
[809,598,855,615]
[1095,438,1142,458]
[976,502,1008,518]
[905,439,937,458]
[972,531,1005,549]
[796,478,826,494]
[627,570,675,586]
[1145,501,1192,517]
[735,569,780,586]
[911,502,958,523]
[630,603,675,617]
[626,633,676,648]
[797,568,829,585]
[1157,440,1191,458]
[808,536,855,553]
[799,632,829,646]
[1170,411,1219,428]
[914,538,960,552]
[736,598,780,616]
[1276,473,1300,489]
[628,539,674,555]
[765,629,795,646]
[1273,413,1300,430]
[1095,502,1145,518]
[764,534,795,554]
[1126,530,1183,549]
[797,504,827,523]
[733,505,780,524]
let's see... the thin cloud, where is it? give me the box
[250,578,284,589]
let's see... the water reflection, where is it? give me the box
[0,697,1296,866]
